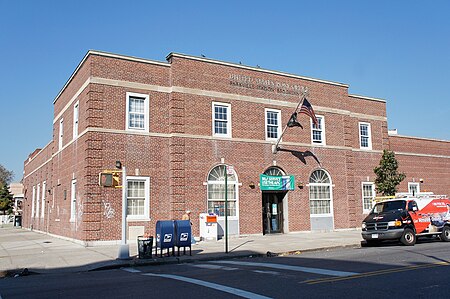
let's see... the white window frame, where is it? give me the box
[31,186,36,218]
[73,101,79,139]
[59,118,64,150]
[126,92,149,132]
[308,169,333,217]
[362,182,375,214]
[311,115,326,145]
[212,102,232,138]
[70,179,77,222]
[126,176,150,221]
[41,181,46,218]
[408,182,420,195]
[265,108,281,141]
[206,165,239,220]
[359,122,372,150]
[36,183,40,219]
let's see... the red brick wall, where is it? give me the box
[22,51,449,243]
[389,135,450,195]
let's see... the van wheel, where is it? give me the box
[400,228,416,246]
[441,226,450,242]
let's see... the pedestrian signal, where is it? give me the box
[99,173,113,187]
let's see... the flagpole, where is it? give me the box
[272,88,308,154]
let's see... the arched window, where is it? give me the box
[309,169,332,215]
[207,165,238,217]
[264,167,285,176]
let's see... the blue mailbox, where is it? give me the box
[174,220,192,256]
[155,220,175,257]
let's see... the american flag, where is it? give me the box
[299,99,318,127]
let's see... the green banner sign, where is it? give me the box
[259,174,295,191]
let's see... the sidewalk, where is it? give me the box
[0,227,363,276]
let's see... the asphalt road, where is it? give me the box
[2,238,450,299]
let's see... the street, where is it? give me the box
[1,239,450,299]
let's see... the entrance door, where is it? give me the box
[262,192,285,234]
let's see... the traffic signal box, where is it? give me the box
[98,171,121,187]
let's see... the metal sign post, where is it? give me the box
[225,165,228,254]
[224,165,234,254]
[117,166,130,259]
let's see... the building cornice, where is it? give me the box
[166,52,349,88]
[53,50,170,105]
[389,133,450,143]
[349,94,386,103]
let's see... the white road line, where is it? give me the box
[212,261,358,277]
[252,270,280,275]
[143,273,273,299]
[190,264,238,270]
[122,268,142,273]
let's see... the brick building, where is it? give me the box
[22,51,450,245]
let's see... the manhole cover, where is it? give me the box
[43,241,52,244]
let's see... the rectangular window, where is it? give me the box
[362,182,375,213]
[73,101,79,139]
[265,108,281,140]
[126,176,150,220]
[31,186,36,218]
[59,118,64,150]
[309,185,331,215]
[126,92,149,132]
[212,102,231,138]
[36,184,40,219]
[41,181,46,218]
[70,179,76,221]
[311,115,325,145]
[408,182,420,196]
[359,122,372,150]
[207,184,237,217]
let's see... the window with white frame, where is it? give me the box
[41,181,46,218]
[359,122,372,150]
[70,179,77,221]
[311,115,325,145]
[126,176,150,220]
[212,102,231,138]
[265,108,281,141]
[126,92,149,132]
[309,169,333,215]
[31,186,36,218]
[408,182,420,195]
[73,101,79,139]
[59,118,64,150]
[362,182,375,213]
[36,183,40,219]
[207,165,238,217]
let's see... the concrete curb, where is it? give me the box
[90,242,362,272]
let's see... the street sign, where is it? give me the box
[226,165,234,175]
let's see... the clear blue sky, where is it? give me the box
[1,0,449,182]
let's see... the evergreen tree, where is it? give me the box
[374,149,406,196]
[0,183,14,215]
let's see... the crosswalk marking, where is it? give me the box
[212,261,358,277]
[190,264,238,270]
[143,273,273,299]
[252,270,280,275]
[122,267,142,273]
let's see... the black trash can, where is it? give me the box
[137,236,153,259]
